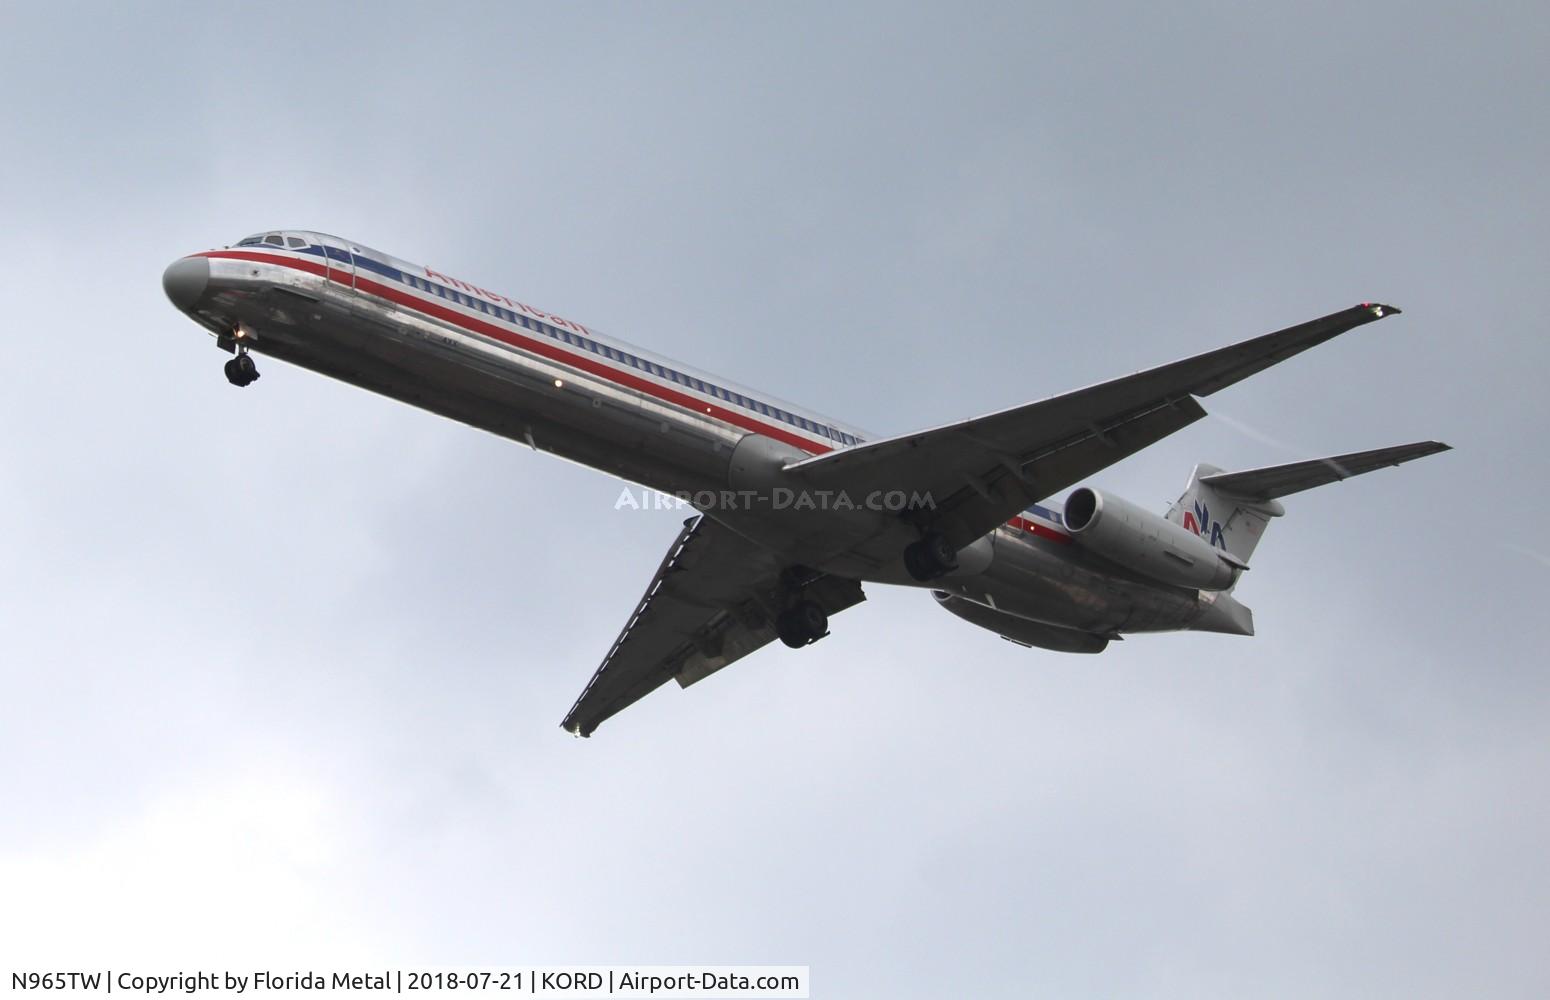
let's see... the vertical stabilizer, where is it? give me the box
[1165,463,1284,566]
[1166,441,1450,568]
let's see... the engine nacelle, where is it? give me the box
[933,593,1109,654]
[1063,486,1242,591]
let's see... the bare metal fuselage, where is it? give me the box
[166,234,1237,645]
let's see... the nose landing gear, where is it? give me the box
[223,350,260,387]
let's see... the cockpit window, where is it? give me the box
[236,235,265,246]
[286,236,305,248]
[264,234,284,246]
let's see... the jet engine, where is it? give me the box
[933,592,1109,654]
[1063,486,1242,591]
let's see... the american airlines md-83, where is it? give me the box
[163,231,1447,735]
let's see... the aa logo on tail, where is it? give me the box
[1182,500,1227,549]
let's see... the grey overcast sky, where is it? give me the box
[2,3,1546,997]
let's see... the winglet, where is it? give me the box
[1361,302,1401,318]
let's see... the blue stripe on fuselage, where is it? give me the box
[294,245,863,448]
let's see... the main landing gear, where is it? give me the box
[223,349,260,388]
[776,599,829,649]
[904,532,958,582]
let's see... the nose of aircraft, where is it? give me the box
[162,256,209,312]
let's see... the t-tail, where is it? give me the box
[1167,440,1452,585]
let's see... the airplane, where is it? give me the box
[163,230,1448,736]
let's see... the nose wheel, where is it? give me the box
[223,350,260,387]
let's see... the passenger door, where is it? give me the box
[318,233,355,294]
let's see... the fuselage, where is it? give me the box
[163,230,1235,641]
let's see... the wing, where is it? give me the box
[783,303,1400,547]
[561,515,865,737]
[1200,440,1451,501]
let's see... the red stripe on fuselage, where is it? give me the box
[198,250,833,456]
[1008,515,1072,543]
[198,249,1071,543]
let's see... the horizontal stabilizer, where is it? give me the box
[1200,441,1451,502]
